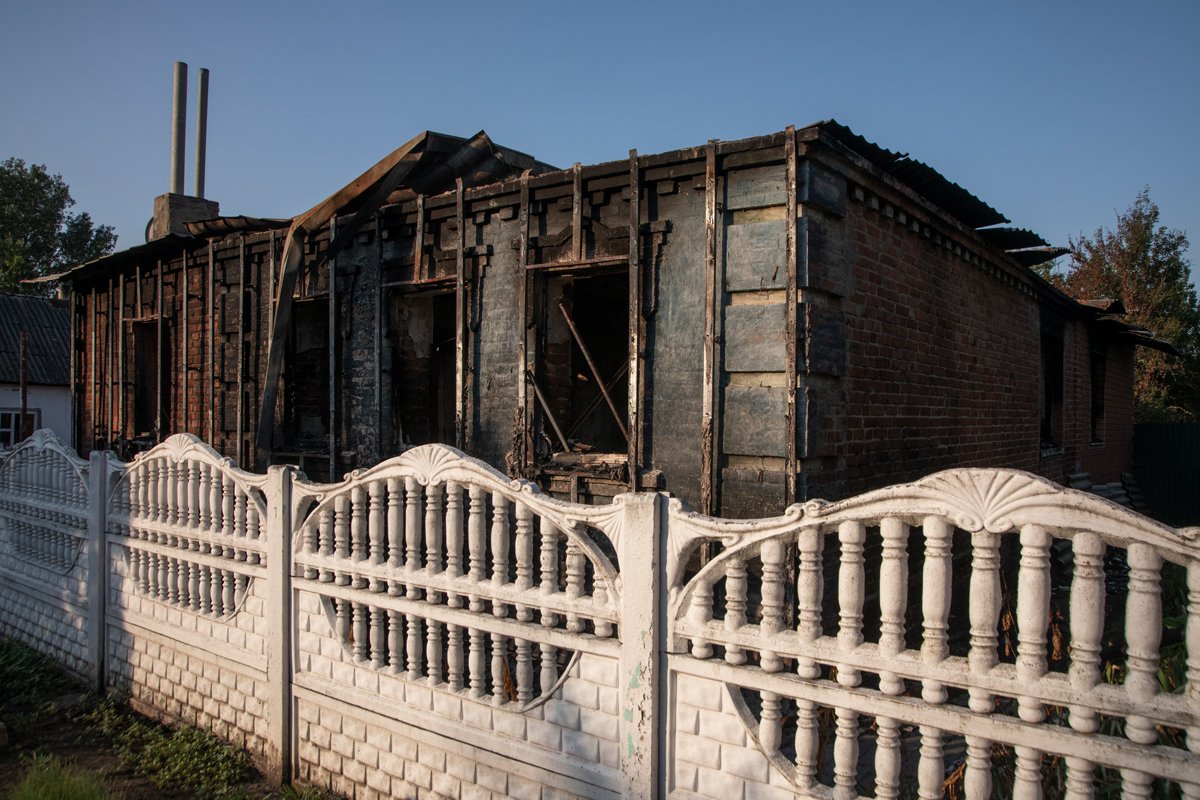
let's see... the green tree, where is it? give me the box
[0,157,117,294]
[1056,188,1199,420]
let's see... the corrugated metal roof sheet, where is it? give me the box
[976,227,1050,250]
[815,120,1010,230]
[0,294,70,386]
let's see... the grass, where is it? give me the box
[6,753,117,800]
[0,638,76,701]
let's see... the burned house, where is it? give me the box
[48,121,1162,517]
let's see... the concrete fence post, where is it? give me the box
[264,464,295,784]
[616,491,665,799]
[85,450,111,694]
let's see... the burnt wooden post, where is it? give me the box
[117,275,125,437]
[182,251,189,434]
[701,141,718,516]
[455,178,467,450]
[237,236,247,464]
[627,149,642,491]
[328,217,338,480]
[156,261,164,441]
[784,126,799,505]
[88,287,96,448]
[516,171,531,476]
[374,213,384,463]
[105,278,113,444]
[207,242,216,445]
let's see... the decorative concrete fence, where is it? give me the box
[1,430,1198,799]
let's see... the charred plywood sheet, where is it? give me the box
[722,303,787,373]
[721,384,791,457]
[725,220,786,291]
[724,165,786,212]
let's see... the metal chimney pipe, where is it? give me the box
[194,67,209,198]
[170,61,187,195]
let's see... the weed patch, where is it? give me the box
[6,752,117,800]
[86,699,250,798]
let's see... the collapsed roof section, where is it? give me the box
[254,130,553,449]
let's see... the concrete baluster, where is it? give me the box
[837,521,865,687]
[1017,524,1051,725]
[1124,543,1163,746]
[350,486,368,589]
[724,554,747,665]
[425,483,444,603]
[386,477,403,595]
[514,503,533,623]
[760,538,785,672]
[333,494,349,586]
[444,482,463,607]
[968,529,1001,712]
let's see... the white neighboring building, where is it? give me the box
[0,294,72,450]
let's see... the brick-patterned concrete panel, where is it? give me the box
[0,583,89,675]
[294,692,620,800]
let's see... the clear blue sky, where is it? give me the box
[3,1,1197,284]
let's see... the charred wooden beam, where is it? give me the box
[516,171,531,475]
[208,242,215,445]
[701,141,718,516]
[627,149,642,490]
[527,370,569,452]
[106,277,114,444]
[454,178,466,450]
[374,213,383,463]
[237,236,246,465]
[117,274,125,437]
[328,217,338,480]
[572,163,582,261]
[413,195,425,281]
[156,260,164,441]
[88,287,96,447]
[785,125,799,505]
[182,250,189,435]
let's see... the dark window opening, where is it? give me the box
[1040,326,1064,450]
[391,292,456,447]
[1090,343,1106,444]
[283,298,329,449]
[132,320,169,437]
[539,270,630,461]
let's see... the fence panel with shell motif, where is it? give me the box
[666,469,1200,799]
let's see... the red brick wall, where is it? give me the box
[831,181,1135,497]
